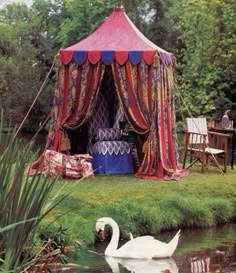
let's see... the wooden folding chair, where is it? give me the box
[182,118,229,172]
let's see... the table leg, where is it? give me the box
[231,131,236,169]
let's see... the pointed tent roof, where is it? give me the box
[60,5,174,66]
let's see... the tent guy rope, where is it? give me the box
[30,111,51,143]
[15,60,55,137]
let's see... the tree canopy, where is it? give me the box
[0,0,235,129]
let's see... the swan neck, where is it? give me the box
[105,219,120,255]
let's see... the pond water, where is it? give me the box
[64,224,236,273]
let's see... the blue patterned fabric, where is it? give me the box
[101,51,115,65]
[88,92,110,147]
[128,51,142,64]
[86,66,134,174]
[96,128,121,141]
[92,153,134,174]
[89,141,130,155]
[73,51,87,65]
[113,104,124,128]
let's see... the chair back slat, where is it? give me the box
[186,118,208,144]
[188,132,206,150]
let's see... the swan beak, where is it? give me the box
[98,229,105,241]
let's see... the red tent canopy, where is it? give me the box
[60,5,174,66]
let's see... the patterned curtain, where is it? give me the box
[47,60,105,151]
[112,57,187,180]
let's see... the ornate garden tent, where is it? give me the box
[46,5,187,180]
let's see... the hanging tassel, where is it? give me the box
[59,129,71,152]
[153,53,160,68]
[54,53,62,68]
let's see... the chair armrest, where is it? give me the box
[208,131,229,138]
[208,131,229,150]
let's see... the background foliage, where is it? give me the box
[0,0,235,129]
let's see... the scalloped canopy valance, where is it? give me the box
[59,5,174,66]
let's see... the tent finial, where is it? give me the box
[114,3,124,11]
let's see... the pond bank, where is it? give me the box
[43,167,236,248]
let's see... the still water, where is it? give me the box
[65,224,236,273]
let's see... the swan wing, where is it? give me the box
[125,235,154,244]
[115,236,168,259]
[125,235,167,248]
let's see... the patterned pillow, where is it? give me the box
[96,128,121,141]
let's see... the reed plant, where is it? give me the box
[0,115,64,272]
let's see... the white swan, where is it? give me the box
[95,217,180,259]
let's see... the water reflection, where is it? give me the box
[72,225,236,273]
[185,242,236,273]
[105,256,178,273]
[61,240,236,273]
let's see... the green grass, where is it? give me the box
[42,166,236,248]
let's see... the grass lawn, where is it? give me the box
[42,166,236,247]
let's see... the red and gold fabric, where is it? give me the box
[112,58,187,180]
[46,60,105,151]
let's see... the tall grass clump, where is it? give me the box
[0,115,63,272]
[159,195,215,228]
[98,200,163,238]
[206,199,234,224]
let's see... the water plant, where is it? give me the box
[0,114,64,272]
